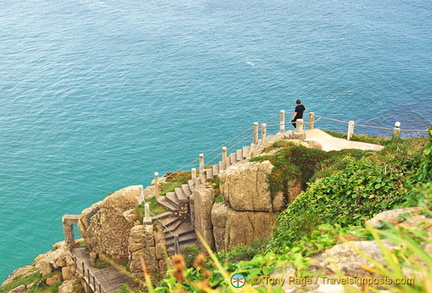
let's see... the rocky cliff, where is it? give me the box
[192,159,304,252]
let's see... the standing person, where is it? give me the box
[291,99,306,128]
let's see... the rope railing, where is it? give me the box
[146,109,430,233]
[164,114,282,180]
[158,111,429,183]
[149,211,180,254]
[226,133,256,152]
[206,132,255,166]
[315,115,350,124]
[150,211,176,238]
[355,123,394,131]
[262,113,281,123]
[400,128,430,132]
[164,125,254,181]
[315,114,429,134]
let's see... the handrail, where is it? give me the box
[164,113,282,180]
[150,211,180,254]
[70,251,108,293]
[161,111,428,182]
[315,114,429,134]
[206,132,255,166]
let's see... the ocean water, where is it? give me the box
[1,0,431,282]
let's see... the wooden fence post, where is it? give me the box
[221,147,227,170]
[261,123,267,144]
[393,122,401,139]
[294,119,304,139]
[253,122,259,144]
[174,234,180,255]
[199,154,204,177]
[347,120,355,140]
[191,168,197,186]
[280,110,285,133]
[154,172,160,199]
[309,112,315,130]
[143,203,152,224]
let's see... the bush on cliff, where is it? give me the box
[251,145,331,199]
[268,132,430,253]
[268,156,410,253]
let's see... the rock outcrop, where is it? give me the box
[219,161,285,212]
[192,185,216,251]
[78,185,141,263]
[191,160,286,251]
[128,224,167,280]
[211,202,277,251]
[270,207,432,292]
[2,241,81,293]
[189,159,305,252]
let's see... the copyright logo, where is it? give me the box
[251,275,261,285]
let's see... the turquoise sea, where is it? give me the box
[1,0,431,281]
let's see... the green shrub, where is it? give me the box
[217,240,266,264]
[269,157,409,252]
[418,126,432,182]
[252,145,330,199]
[160,171,191,196]
[180,245,201,268]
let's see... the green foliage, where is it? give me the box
[180,245,201,268]
[251,145,330,198]
[207,177,223,203]
[342,216,432,293]
[150,133,430,292]
[135,197,168,222]
[401,182,432,208]
[217,240,266,263]
[261,140,297,153]
[418,126,432,182]
[269,157,409,252]
[117,283,144,293]
[0,271,64,293]
[0,270,40,293]
[160,172,191,196]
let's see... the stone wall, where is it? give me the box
[219,161,285,212]
[211,202,277,251]
[192,160,299,252]
[192,185,216,251]
[128,224,167,280]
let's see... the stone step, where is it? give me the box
[266,134,275,141]
[159,216,182,231]
[156,196,178,212]
[218,161,224,172]
[193,177,201,186]
[226,155,232,168]
[212,164,219,176]
[160,217,182,232]
[229,152,237,165]
[165,222,194,238]
[181,183,192,197]
[175,187,187,201]
[205,168,213,180]
[151,211,172,221]
[236,148,243,161]
[188,180,195,192]
[242,145,251,159]
[166,231,197,248]
[165,192,180,207]
[248,143,258,158]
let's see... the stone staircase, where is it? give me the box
[153,132,287,254]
